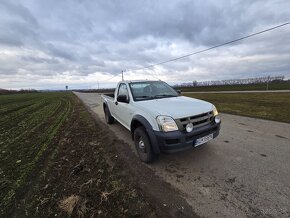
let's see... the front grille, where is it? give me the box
[165,138,180,145]
[176,111,214,131]
[185,126,218,141]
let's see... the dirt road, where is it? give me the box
[75,92,290,218]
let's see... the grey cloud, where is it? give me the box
[0,1,39,46]
[45,43,76,61]
[0,35,23,46]
[1,0,290,89]
[21,56,60,65]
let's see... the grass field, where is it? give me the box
[178,81,290,92]
[0,92,72,216]
[0,92,155,217]
[184,92,290,123]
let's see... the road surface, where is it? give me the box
[75,92,290,218]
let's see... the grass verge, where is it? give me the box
[184,92,290,123]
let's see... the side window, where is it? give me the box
[117,84,129,101]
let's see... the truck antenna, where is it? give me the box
[121,70,124,81]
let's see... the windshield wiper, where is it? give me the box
[135,95,154,99]
[135,94,177,100]
[153,94,177,98]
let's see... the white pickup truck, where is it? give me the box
[101,80,221,163]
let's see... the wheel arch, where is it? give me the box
[103,102,107,112]
[131,115,160,154]
[103,102,114,124]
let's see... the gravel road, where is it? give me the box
[75,92,290,218]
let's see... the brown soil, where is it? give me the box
[12,95,195,217]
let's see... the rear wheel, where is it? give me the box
[104,106,114,124]
[134,127,154,163]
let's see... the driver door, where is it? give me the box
[114,83,132,129]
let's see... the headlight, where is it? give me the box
[213,106,219,116]
[185,122,194,132]
[215,116,221,123]
[213,105,221,123]
[156,115,178,132]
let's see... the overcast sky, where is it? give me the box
[0,0,290,89]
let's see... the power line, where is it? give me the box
[148,68,161,80]
[99,69,160,82]
[100,72,122,82]
[127,20,290,72]
[96,73,120,88]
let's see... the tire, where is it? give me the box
[104,106,114,124]
[134,127,154,163]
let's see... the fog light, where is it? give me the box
[186,123,193,132]
[215,116,221,123]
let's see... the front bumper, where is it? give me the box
[153,122,221,153]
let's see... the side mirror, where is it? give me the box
[117,94,129,103]
[177,90,181,95]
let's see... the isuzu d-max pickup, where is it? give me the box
[101,80,221,163]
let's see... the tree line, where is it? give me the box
[178,76,285,87]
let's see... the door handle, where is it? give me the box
[115,101,118,105]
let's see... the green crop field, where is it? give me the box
[0,92,72,216]
[184,92,290,123]
[0,92,156,217]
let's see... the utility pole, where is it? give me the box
[266,75,270,90]
[122,70,124,81]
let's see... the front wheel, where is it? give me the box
[134,127,154,163]
[104,106,114,124]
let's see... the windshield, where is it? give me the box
[129,81,178,101]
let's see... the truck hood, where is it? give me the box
[134,96,214,119]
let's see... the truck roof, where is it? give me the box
[121,80,160,83]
